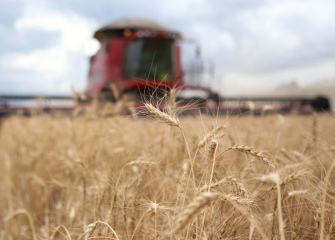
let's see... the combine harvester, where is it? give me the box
[0,18,333,118]
[85,18,221,112]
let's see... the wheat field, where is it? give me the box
[1,102,335,239]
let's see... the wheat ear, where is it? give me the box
[283,189,308,202]
[83,222,97,240]
[226,176,250,197]
[182,125,225,209]
[200,177,227,192]
[175,192,254,233]
[80,221,120,240]
[144,103,180,127]
[223,195,268,240]
[174,192,261,237]
[220,144,276,169]
[199,139,219,233]
[282,169,309,185]
[174,192,221,234]
[176,162,189,204]
[267,169,309,191]
[198,125,225,149]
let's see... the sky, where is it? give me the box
[0,0,335,95]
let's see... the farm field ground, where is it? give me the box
[1,107,335,239]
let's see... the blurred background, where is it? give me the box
[1,0,335,95]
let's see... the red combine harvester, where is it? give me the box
[80,19,329,114]
[84,19,333,114]
[85,18,218,107]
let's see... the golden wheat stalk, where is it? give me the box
[208,139,218,191]
[222,193,254,206]
[261,173,285,240]
[174,192,254,234]
[182,126,224,210]
[80,221,120,240]
[108,161,156,222]
[282,169,309,185]
[283,189,308,202]
[176,162,189,204]
[267,169,309,191]
[223,195,268,240]
[144,103,180,127]
[83,222,97,240]
[200,177,227,192]
[50,225,72,240]
[174,192,221,234]
[312,112,317,144]
[143,102,195,189]
[167,88,177,117]
[125,161,156,168]
[221,144,276,169]
[130,209,151,240]
[226,176,250,198]
[320,160,335,240]
[198,125,226,149]
[4,209,37,240]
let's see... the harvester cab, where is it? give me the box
[86,18,214,105]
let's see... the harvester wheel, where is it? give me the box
[207,93,220,103]
[312,96,330,112]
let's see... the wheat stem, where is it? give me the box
[319,160,335,240]
[208,140,218,191]
[276,182,285,240]
[4,209,37,240]
[51,225,72,240]
[130,210,150,240]
[108,161,155,222]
